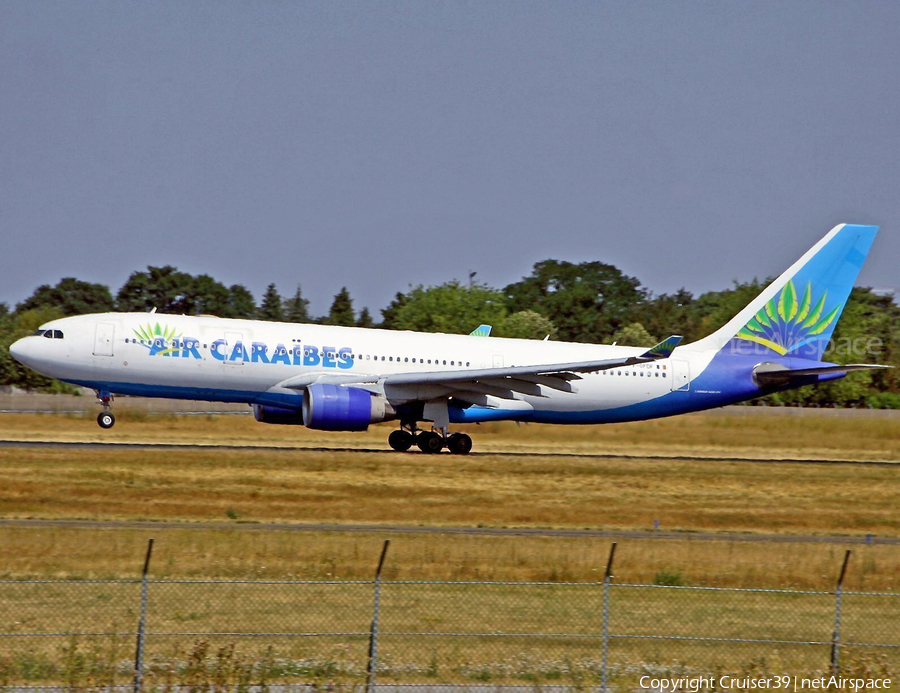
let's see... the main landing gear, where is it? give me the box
[95,390,115,429]
[388,422,472,455]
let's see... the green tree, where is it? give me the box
[504,260,645,343]
[185,274,232,316]
[390,281,508,334]
[688,279,771,341]
[380,291,410,329]
[496,310,558,340]
[116,266,194,313]
[0,307,77,392]
[356,306,374,328]
[17,278,114,316]
[258,284,285,322]
[227,284,257,319]
[635,289,701,343]
[325,287,356,326]
[285,285,311,323]
[610,322,657,347]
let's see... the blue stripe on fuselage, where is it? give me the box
[69,350,846,425]
[66,379,304,410]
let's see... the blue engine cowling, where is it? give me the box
[253,404,304,425]
[302,384,392,431]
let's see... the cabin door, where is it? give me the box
[669,359,690,391]
[93,323,115,357]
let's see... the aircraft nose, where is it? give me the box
[9,337,30,365]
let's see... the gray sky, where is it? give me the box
[2,2,898,317]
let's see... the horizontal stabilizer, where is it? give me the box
[640,335,683,359]
[754,362,891,387]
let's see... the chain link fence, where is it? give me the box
[1,544,897,690]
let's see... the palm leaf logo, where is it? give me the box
[736,280,841,355]
[132,323,182,355]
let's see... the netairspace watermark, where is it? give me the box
[640,676,893,692]
[727,337,885,358]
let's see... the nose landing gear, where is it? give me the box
[95,390,115,429]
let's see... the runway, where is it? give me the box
[1,438,896,466]
[0,517,895,545]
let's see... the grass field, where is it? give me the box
[0,410,897,588]
[2,578,897,687]
[1,409,898,685]
[1,407,898,460]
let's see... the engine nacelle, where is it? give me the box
[253,404,304,425]
[302,384,393,431]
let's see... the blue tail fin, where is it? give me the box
[692,224,879,360]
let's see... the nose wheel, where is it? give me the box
[97,411,116,429]
[94,390,116,429]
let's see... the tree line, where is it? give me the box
[1,261,897,407]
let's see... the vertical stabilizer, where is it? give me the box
[691,224,878,360]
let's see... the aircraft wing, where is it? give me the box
[383,335,682,387]
[274,335,683,403]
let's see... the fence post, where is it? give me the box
[133,538,154,693]
[601,542,617,693]
[830,549,851,675]
[366,540,390,693]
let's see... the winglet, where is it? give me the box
[469,324,492,337]
[641,335,683,359]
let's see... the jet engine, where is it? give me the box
[302,383,394,431]
[253,404,304,425]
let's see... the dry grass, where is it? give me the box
[1,573,897,686]
[0,408,898,461]
[0,444,896,535]
[0,410,897,589]
[1,408,898,685]
[0,525,897,591]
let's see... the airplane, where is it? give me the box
[9,223,889,454]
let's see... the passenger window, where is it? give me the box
[404,357,409,362]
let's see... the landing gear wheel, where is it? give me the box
[97,412,115,429]
[417,431,444,454]
[388,430,413,452]
[447,433,473,455]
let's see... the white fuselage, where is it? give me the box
[11,312,720,425]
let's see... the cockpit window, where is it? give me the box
[34,329,46,337]
[44,331,53,339]
[53,330,64,339]
[35,329,64,339]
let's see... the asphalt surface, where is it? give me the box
[1,438,896,466]
[0,517,895,545]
